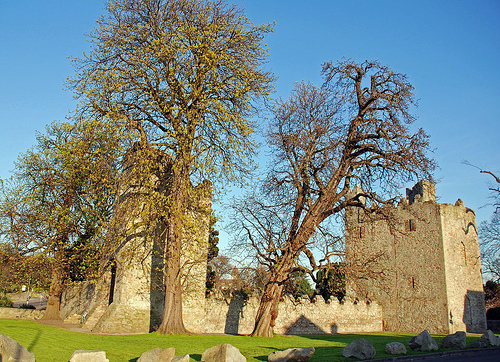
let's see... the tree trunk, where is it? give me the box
[157,160,189,335]
[157,219,187,334]
[252,281,284,337]
[42,256,64,320]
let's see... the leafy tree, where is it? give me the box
[0,247,51,294]
[283,271,314,299]
[232,60,435,336]
[315,263,346,302]
[70,0,274,334]
[0,119,122,319]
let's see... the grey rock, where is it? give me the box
[0,333,35,362]
[441,331,467,349]
[385,342,407,355]
[408,330,438,351]
[201,343,246,362]
[172,355,190,362]
[470,341,487,349]
[341,338,376,360]
[69,350,109,362]
[477,330,500,347]
[137,347,176,362]
[268,347,315,362]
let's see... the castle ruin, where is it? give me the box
[345,180,487,334]
[61,180,486,335]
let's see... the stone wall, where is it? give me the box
[0,307,44,320]
[61,289,383,335]
[199,294,382,335]
[439,201,487,333]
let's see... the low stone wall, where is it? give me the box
[195,294,382,335]
[0,307,44,320]
[60,283,383,335]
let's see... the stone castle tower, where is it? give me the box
[61,148,212,334]
[345,181,487,334]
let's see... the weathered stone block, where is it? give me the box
[137,347,176,362]
[385,341,406,355]
[268,347,315,362]
[476,329,500,347]
[172,355,190,362]
[69,350,109,362]
[341,338,376,360]
[408,330,438,351]
[441,331,467,349]
[0,333,35,362]
[201,343,246,362]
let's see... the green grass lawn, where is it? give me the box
[0,319,487,361]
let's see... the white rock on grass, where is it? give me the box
[137,347,180,362]
[0,333,36,362]
[69,350,109,362]
[268,347,315,362]
[201,344,246,362]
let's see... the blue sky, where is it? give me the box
[1,1,499,248]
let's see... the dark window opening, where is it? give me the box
[405,219,417,232]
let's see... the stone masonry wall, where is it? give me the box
[439,201,487,333]
[0,307,44,320]
[193,294,382,335]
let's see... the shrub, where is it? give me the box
[0,296,13,308]
[19,304,36,309]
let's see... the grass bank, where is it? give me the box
[0,319,485,361]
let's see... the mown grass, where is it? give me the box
[0,319,487,361]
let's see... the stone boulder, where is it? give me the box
[268,347,315,362]
[69,350,109,362]
[476,330,500,347]
[408,330,438,351]
[137,347,185,362]
[201,344,246,362]
[172,355,190,362]
[0,333,35,362]
[469,341,487,349]
[441,331,467,350]
[385,342,406,355]
[341,338,376,360]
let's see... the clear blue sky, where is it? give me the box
[1,1,499,248]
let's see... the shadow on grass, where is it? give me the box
[26,328,42,353]
[191,354,202,361]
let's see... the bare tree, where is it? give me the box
[472,166,500,281]
[232,60,435,337]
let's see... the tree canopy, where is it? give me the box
[70,0,274,334]
[0,119,122,319]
